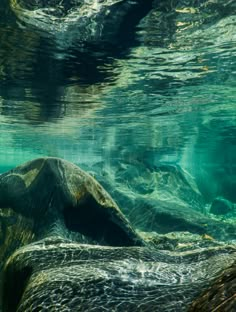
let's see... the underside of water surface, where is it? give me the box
[0,1,236,311]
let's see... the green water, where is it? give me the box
[0,2,236,312]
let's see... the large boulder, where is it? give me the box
[0,157,143,248]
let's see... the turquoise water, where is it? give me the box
[0,1,236,235]
[0,2,236,311]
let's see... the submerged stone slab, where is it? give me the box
[3,237,236,312]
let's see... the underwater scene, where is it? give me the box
[0,1,236,311]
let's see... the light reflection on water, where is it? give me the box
[0,0,236,205]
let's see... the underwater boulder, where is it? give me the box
[0,157,144,248]
[96,161,236,241]
[210,197,235,215]
[101,162,205,212]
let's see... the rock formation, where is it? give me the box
[0,158,235,311]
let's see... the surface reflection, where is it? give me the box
[0,0,236,208]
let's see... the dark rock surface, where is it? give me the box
[189,262,236,311]
[0,158,236,311]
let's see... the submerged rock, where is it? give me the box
[0,158,236,311]
[3,237,236,312]
[210,197,235,215]
[189,262,236,311]
[0,157,143,247]
[95,161,236,241]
